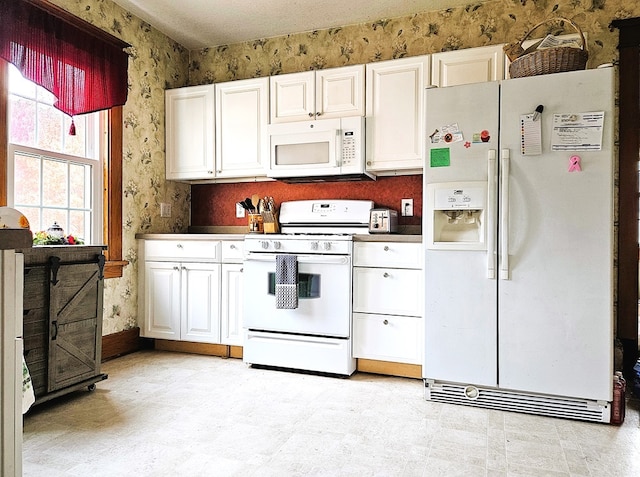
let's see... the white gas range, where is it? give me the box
[242,199,373,376]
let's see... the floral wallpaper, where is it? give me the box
[189,0,640,84]
[52,0,191,335]
[51,0,639,336]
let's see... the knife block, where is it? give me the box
[262,211,279,234]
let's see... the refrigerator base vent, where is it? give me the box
[424,380,610,423]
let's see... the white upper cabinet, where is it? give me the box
[270,65,365,123]
[215,77,269,178]
[431,44,505,87]
[365,55,430,173]
[165,84,215,180]
[315,65,365,118]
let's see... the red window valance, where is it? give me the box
[0,0,130,117]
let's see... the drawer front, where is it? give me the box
[142,240,221,262]
[354,242,422,269]
[353,267,422,316]
[221,240,244,262]
[353,313,422,364]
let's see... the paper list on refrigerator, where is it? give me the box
[551,112,605,151]
[520,113,542,156]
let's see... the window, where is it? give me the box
[7,63,103,243]
[0,0,128,278]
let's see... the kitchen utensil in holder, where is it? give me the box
[262,211,279,234]
[507,17,588,78]
[248,214,264,233]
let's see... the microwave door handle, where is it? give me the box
[335,129,341,167]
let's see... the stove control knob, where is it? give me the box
[310,241,319,250]
[261,241,269,250]
[273,241,282,250]
[323,241,331,251]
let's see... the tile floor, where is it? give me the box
[23,350,640,477]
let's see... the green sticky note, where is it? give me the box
[430,148,450,167]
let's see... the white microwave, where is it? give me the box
[267,116,374,182]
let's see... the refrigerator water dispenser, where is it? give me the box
[425,182,487,250]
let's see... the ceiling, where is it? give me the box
[110,0,479,50]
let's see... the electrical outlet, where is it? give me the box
[160,202,171,218]
[236,202,246,218]
[401,198,413,217]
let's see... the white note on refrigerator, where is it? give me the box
[551,111,604,151]
[520,113,542,156]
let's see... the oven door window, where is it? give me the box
[267,272,320,298]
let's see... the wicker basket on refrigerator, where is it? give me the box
[507,17,588,78]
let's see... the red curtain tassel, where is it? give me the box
[69,119,76,136]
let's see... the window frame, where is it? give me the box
[0,59,127,278]
[7,143,103,243]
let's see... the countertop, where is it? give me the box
[135,233,245,241]
[353,234,421,243]
[136,232,422,243]
[137,225,422,243]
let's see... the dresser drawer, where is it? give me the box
[142,240,221,262]
[353,242,422,269]
[221,240,244,262]
[353,313,422,364]
[353,267,422,316]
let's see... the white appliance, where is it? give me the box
[422,68,614,422]
[267,116,375,182]
[1,249,24,476]
[243,199,373,375]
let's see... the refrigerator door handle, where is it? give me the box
[487,150,497,279]
[500,149,510,280]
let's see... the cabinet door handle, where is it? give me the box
[173,266,180,271]
[230,244,236,249]
[383,246,389,251]
[181,266,187,271]
[240,268,244,273]
[177,243,183,249]
[316,112,321,117]
[383,272,390,278]
[51,320,58,340]
[383,319,389,325]
[308,112,314,117]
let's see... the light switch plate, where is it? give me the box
[401,199,413,217]
[160,202,171,218]
[236,203,246,218]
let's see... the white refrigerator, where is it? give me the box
[422,68,614,422]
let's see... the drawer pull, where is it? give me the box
[383,319,389,325]
[177,243,183,249]
[383,272,390,278]
[384,246,389,251]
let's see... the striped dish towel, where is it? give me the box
[276,254,298,309]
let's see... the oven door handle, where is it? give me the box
[245,254,350,265]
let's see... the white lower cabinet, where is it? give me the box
[353,313,422,364]
[352,241,423,365]
[140,238,245,346]
[144,260,220,342]
[181,263,221,342]
[220,241,244,346]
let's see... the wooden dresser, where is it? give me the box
[21,246,108,406]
